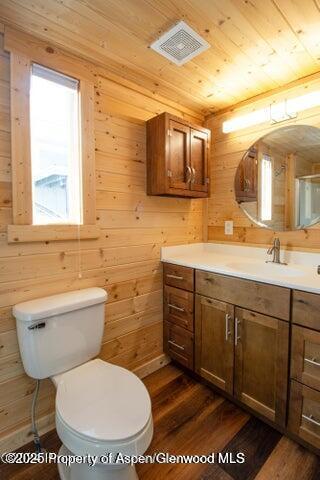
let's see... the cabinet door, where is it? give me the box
[190,128,209,193]
[163,263,194,292]
[234,308,289,426]
[288,380,320,451]
[288,380,320,449]
[234,148,257,203]
[164,285,194,332]
[291,325,320,392]
[164,321,194,370]
[195,295,234,394]
[292,290,320,331]
[168,119,190,191]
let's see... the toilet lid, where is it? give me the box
[55,359,152,442]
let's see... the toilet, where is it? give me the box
[13,288,153,480]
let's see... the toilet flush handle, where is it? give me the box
[28,322,46,330]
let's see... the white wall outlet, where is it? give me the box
[224,220,234,235]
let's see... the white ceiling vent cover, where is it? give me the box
[150,21,210,66]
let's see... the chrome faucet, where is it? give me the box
[266,238,286,265]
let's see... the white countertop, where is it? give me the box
[161,243,320,294]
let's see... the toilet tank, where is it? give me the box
[13,288,107,379]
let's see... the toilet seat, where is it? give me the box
[54,359,153,457]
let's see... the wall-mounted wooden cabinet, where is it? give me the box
[147,113,210,198]
[235,147,258,203]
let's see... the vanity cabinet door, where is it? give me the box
[291,325,320,392]
[195,295,234,394]
[292,290,320,331]
[164,263,194,292]
[164,321,194,370]
[288,380,320,451]
[164,285,194,332]
[234,308,289,427]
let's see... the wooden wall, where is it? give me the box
[0,30,204,452]
[206,76,320,250]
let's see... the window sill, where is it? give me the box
[7,224,100,243]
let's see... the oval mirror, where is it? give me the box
[235,125,320,231]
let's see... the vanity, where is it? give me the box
[162,123,320,454]
[162,243,320,455]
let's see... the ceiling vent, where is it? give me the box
[150,21,210,66]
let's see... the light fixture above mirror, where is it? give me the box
[223,91,320,133]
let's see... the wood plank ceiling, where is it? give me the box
[0,0,320,115]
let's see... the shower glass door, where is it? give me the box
[296,175,320,227]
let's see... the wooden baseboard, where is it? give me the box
[0,354,170,454]
[0,412,55,455]
[133,353,171,379]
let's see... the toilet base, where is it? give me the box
[57,445,139,480]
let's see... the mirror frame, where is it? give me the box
[235,124,320,231]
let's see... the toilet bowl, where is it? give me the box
[13,288,154,480]
[53,359,153,480]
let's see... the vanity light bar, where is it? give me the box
[222,90,320,133]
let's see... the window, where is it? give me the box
[260,154,272,221]
[30,64,82,225]
[8,46,97,243]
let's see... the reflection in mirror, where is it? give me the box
[235,125,320,231]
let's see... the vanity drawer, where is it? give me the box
[164,321,194,370]
[164,285,194,332]
[163,263,194,292]
[291,325,320,392]
[196,270,290,321]
[288,380,320,451]
[292,290,320,331]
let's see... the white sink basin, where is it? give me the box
[226,261,304,278]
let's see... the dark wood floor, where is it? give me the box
[1,364,319,480]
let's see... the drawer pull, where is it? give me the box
[166,274,184,280]
[168,340,185,351]
[205,277,214,283]
[168,303,185,313]
[302,414,320,427]
[304,357,320,367]
[225,313,231,341]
